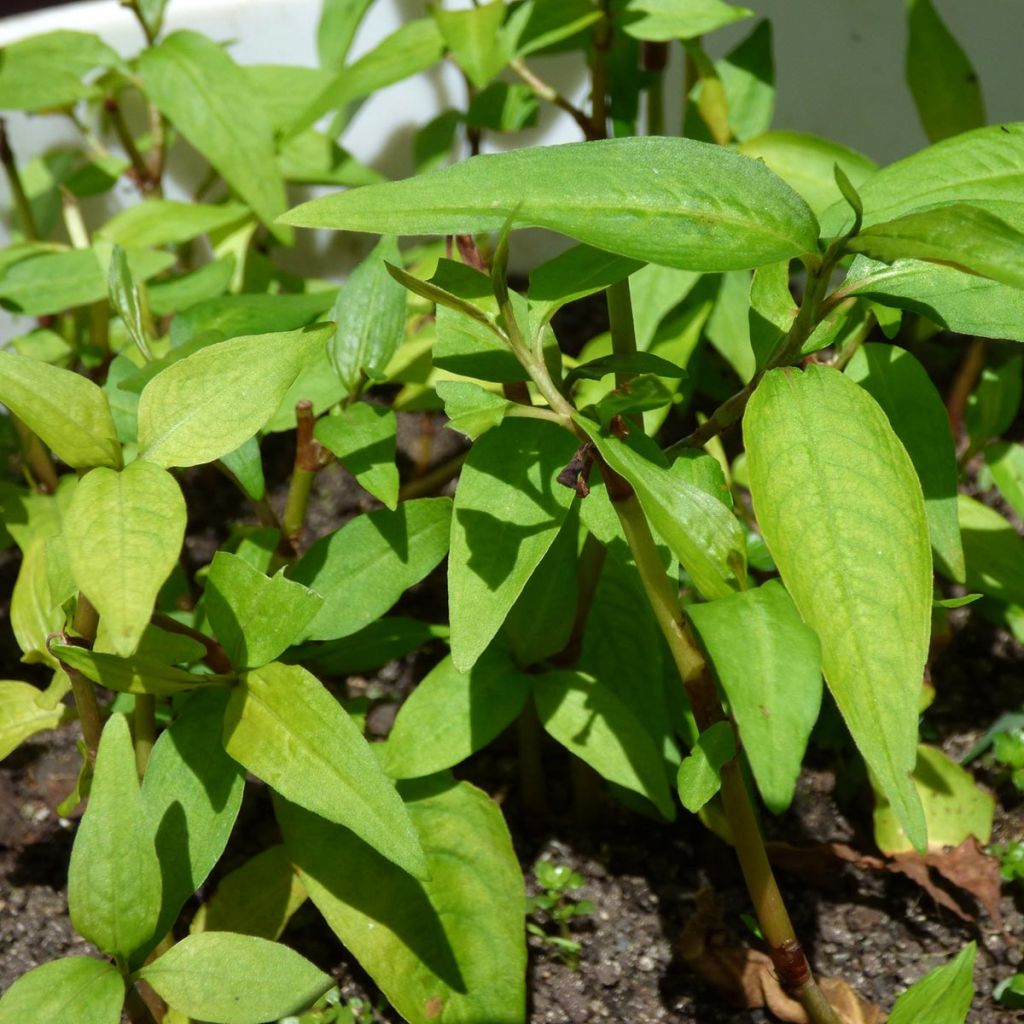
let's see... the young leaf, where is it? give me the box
[108,245,150,360]
[191,845,307,941]
[282,137,820,272]
[0,351,120,470]
[139,932,331,1024]
[957,495,1024,605]
[576,419,746,599]
[0,680,65,761]
[141,690,246,953]
[906,0,985,144]
[276,777,526,1024]
[290,497,452,642]
[381,649,531,779]
[738,130,878,219]
[205,552,323,669]
[676,721,736,813]
[528,244,644,326]
[51,643,230,695]
[621,0,752,41]
[68,714,161,960]
[435,380,512,439]
[846,344,965,581]
[317,0,374,68]
[533,669,676,819]
[138,32,289,239]
[223,662,427,878]
[329,236,406,393]
[874,745,993,855]
[888,942,976,1024]
[219,436,266,502]
[0,956,124,1024]
[137,325,331,468]
[846,204,1024,291]
[315,403,399,509]
[448,418,579,672]
[744,365,930,850]
[688,580,822,815]
[433,0,509,88]
[63,461,186,657]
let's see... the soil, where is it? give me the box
[2,357,1024,1022]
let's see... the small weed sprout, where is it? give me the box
[526,861,595,968]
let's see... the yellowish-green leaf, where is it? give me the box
[0,680,65,762]
[63,462,185,657]
[51,643,231,695]
[0,957,124,1024]
[97,201,247,248]
[744,365,930,850]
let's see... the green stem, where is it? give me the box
[554,531,607,666]
[518,699,547,827]
[104,96,154,191]
[643,43,668,135]
[606,278,638,389]
[124,985,160,1024]
[134,695,156,779]
[0,119,38,240]
[590,5,611,140]
[10,415,59,493]
[69,595,103,765]
[510,58,597,140]
[398,450,468,502]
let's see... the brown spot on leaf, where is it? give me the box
[424,995,445,1019]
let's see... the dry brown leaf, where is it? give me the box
[679,888,884,1024]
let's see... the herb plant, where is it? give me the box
[0,0,1018,1022]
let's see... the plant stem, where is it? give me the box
[104,96,155,192]
[606,278,638,389]
[282,400,327,554]
[133,695,156,778]
[554,531,607,666]
[510,58,597,140]
[125,985,160,1024]
[607,475,840,1024]
[643,43,668,135]
[152,612,233,674]
[0,119,38,240]
[518,698,547,828]
[947,336,986,442]
[590,5,611,140]
[397,450,469,502]
[68,595,103,765]
[10,415,58,493]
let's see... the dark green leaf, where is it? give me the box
[290,497,453,641]
[466,82,538,132]
[528,244,643,327]
[382,649,530,778]
[139,932,331,1024]
[68,715,161,959]
[846,343,964,581]
[223,662,427,877]
[449,419,579,671]
[282,137,820,272]
[744,365,930,849]
[141,690,245,953]
[277,776,526,1024]
[906,0,985,144]
[0,957,124,1024]
[292,617,442,676]
[565,351,686,386]
[676,721,736,813]
[503,0,602,57]
[315,403,399,509]
[206,552,323,668]
[138,31,289,238]
[688,580,821,814]
[717,19,774,143]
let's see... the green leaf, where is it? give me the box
[141,690,246,952]
[63,462,185,657]
[278,130,386,188]
[906,0,984,144]
[11,538,64,668]
[822,123,1024,234]
[716,19,774,143]
[503,0,601,57]
[315,403,399,509]
[0,680,65,761]
[51,643,230,695]
[874,744,993,855]
[738,131,878,219]
[192,845,307,941]
[888,942,976,1024]
[68,714,161,959]
[576,419,746,599]
[108,245,150,360]
[169,291,335,348]
[847,204,1024,291]
[219,436,266,502]
[706,269,757,382]
[533,669,676,819]
[277,776,526,1024]
[97,201,247,249]
[0,351,120,470]
[290,18,446,137]
[382,649,530,779]
[290,497,452,642]
[146,257,235,317]
[435,380,512,440]
[138,31,289,239]
[137,325,330,468]
[966,354,1022,448]
[621,0,752,41]
[317,0,375,68]
[0,957,124,1024]
[282,137,820,272]
[294,617,442,676]
[957,495,1024,605]
[842,254,1024,341]
[139,932,331,1024]
[846,343,964,581]
[244,65,337,134]
[449,418,579,672]
[466,81,538,132]
[135,0,169,39]
[206,551,323,668]
[528,244,643,326]
[676,721,736,813]
[223,662,427,878]
[0,30,123,111]
[986,442,1024,521]
[565,351,687,387]
[744,365,930,850]
[329,236,406,393]
[688,580,822,814]
[433,0,509,88]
